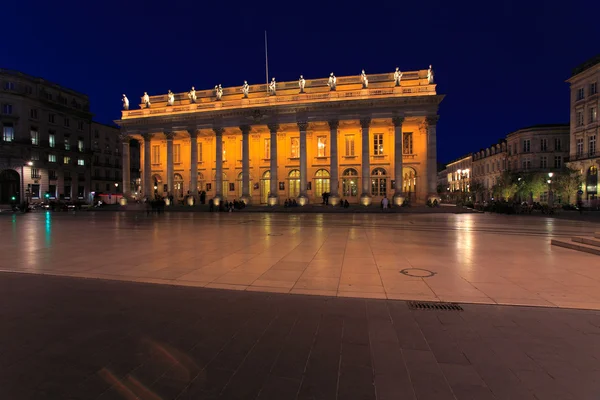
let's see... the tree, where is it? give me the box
[521,172,546,201]
[554,167,582,204]
[493,171,518,201]
[470,182,485,202]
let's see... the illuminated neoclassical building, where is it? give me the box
[116,68,444,205]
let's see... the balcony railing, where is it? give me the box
[569,151,598,161]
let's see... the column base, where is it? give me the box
[213,195,223,206]
[359,193,372,206]
[119,197,127,206]
[392,192,405,207]
[329,194,341,206]
[267,194,278,206]
[186,196,195,206]
[427,193,441,206]
[240,195,251,205]
[297,194,309,206]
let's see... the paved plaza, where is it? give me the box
[1,211,599,309]
[1,272,599,400]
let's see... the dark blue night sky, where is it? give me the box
[4,0,599,163]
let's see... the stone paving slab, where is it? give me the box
[1,212,599,310]
[1,272,599,400]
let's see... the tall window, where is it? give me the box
[77,159,85,166]
[77,121,84,131]
[3,125,14,142]
[78,139,84,152]
[522,159,531,170]
[373,133,384,155]
[2,104,12,114]
[590,135,597,156]
[342,168,358,196]
[49,132,55,148]
[576,138,584,156]
[371,168,387,196]
[174,143,181,163]
[48,154,56,163]
[290,137,300,158]
[31,168,41,179]
[31,152,39,161]
[577,111,584,126]
[317,136,327,157]
[198,142,203,162]
[540,138,547,151]
[540,156,547,169]
[554,156,562,168]
[590,108,597,123]
[64,117,70,128]
[577,87,585,100]
[64,156,71,165]
[264,138,270,159]
[590,82,598,95]
[344,135,355,156]
[4,82,15,90]
[30,109,38,119]
[403,132,413,154]
[30,129,39,145]
[554,138,561,151]
[314,169,330,197]
[523,139,530,153]
[64,138,70,150]
[152,145,160,164]
[288,170,300,198]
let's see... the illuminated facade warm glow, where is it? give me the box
[116,69,444,205]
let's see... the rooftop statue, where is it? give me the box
[269,77,276,95]
[188,86,196,103]
[167,90,175,106]
[214,84,223,101]
[122,94,129,110]
[327,73,336,91]
[361,69,368,88]
[242,81,249,98]
[299,75,306,93]
[427,65,434,84]
[142,92,151,108]
[394,67,402,86]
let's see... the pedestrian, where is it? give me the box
[382,196,389,210]
[209,198,214,212]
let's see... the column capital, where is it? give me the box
[328,119,339,130]
[360,117,371,129]
[165,131,175,140]
[267,123,280,133]
[141,132,154,141]
[392,116,405,127]
[425,115,440,126]
[187,128,199,138]
[213,127,224,136]
[297,121,309,132]
[119,133,131,144]
[239,125,252,135]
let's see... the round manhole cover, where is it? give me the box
[399,268,436,278]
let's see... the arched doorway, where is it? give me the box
[0,169,20,204]
[342,168,358,202]
[236,172,252,198]
[402,167,417,202]
[213,171,229,199]
[152,174,163,198]
[174,173,184,200]
[314,169,330,199]
[260,170,270,204]
[197,172,205,193]
[371,168,387,198]
[587,166,598,200]
[288,169,300,198]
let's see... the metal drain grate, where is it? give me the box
[408,301,463,311]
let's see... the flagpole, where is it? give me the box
[265,30,269,87]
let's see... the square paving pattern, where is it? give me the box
[1,212,599,309]
[1,272,599,399]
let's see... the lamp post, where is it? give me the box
[547,172,554,209]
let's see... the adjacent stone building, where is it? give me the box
[0,69,93,204]
[91,122,123,202]
[472,140,507,201]
[116,69,444,205]
[445,154,472,196]
[566,55,599,202]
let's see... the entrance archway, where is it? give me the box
[152,174,163,198]
[236,172,252,198]
[342,168,358,202]
[0,169,20,204]
[174,173,184,199]
[260,170,270,204]
[314,169,330,199]
[402,167,417,202]
[288,169,300,198]
[371,168,387,198]
[587,166,598,200]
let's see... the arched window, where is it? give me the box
[174,173,184,199]
[288,169,300,198]
[197,172,205,192]
[402,167,417,195]
[314,169,330,198]
[342,168,358,197]
[213,171,228,198]
[371,168,387,197]
[260,170,270,204]
[236,172,252,198]
[587,166,598,197]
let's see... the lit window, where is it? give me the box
[48,154,56,163]
[403,132,413,154]
[64,138,71,150]
[344,135,354,156]
[317,136,327,157]
[222,141,226,161]
[290,137,300,158]
[264,138,271,159]
[49,133,55,148]
[31,129,39,145]
[174,144,181,163]
[152,145,160,164]
[590,108,597,123]
[373,133,384,155]
[64,156,71,165]
[78,139,84,152]
[77,159,85,166]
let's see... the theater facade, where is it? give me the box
[115,68,444,205]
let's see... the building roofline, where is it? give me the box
[92,120,120,130]
[0,68,88,99]
[570,54,600,77]
[507,123,569,136]
[446,153,473,166]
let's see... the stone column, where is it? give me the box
[267,123,279,205]
[392,116,405,206]
[240,125,251,204]
[165,132,174,200]
[426,116,440,203]
[188,129,198,205]
[328,119,340,206]
[214,127,224,205]
[297,121,309,206]
[142,133,153,199]
[359,117,372,206]
[121,135,131,201]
